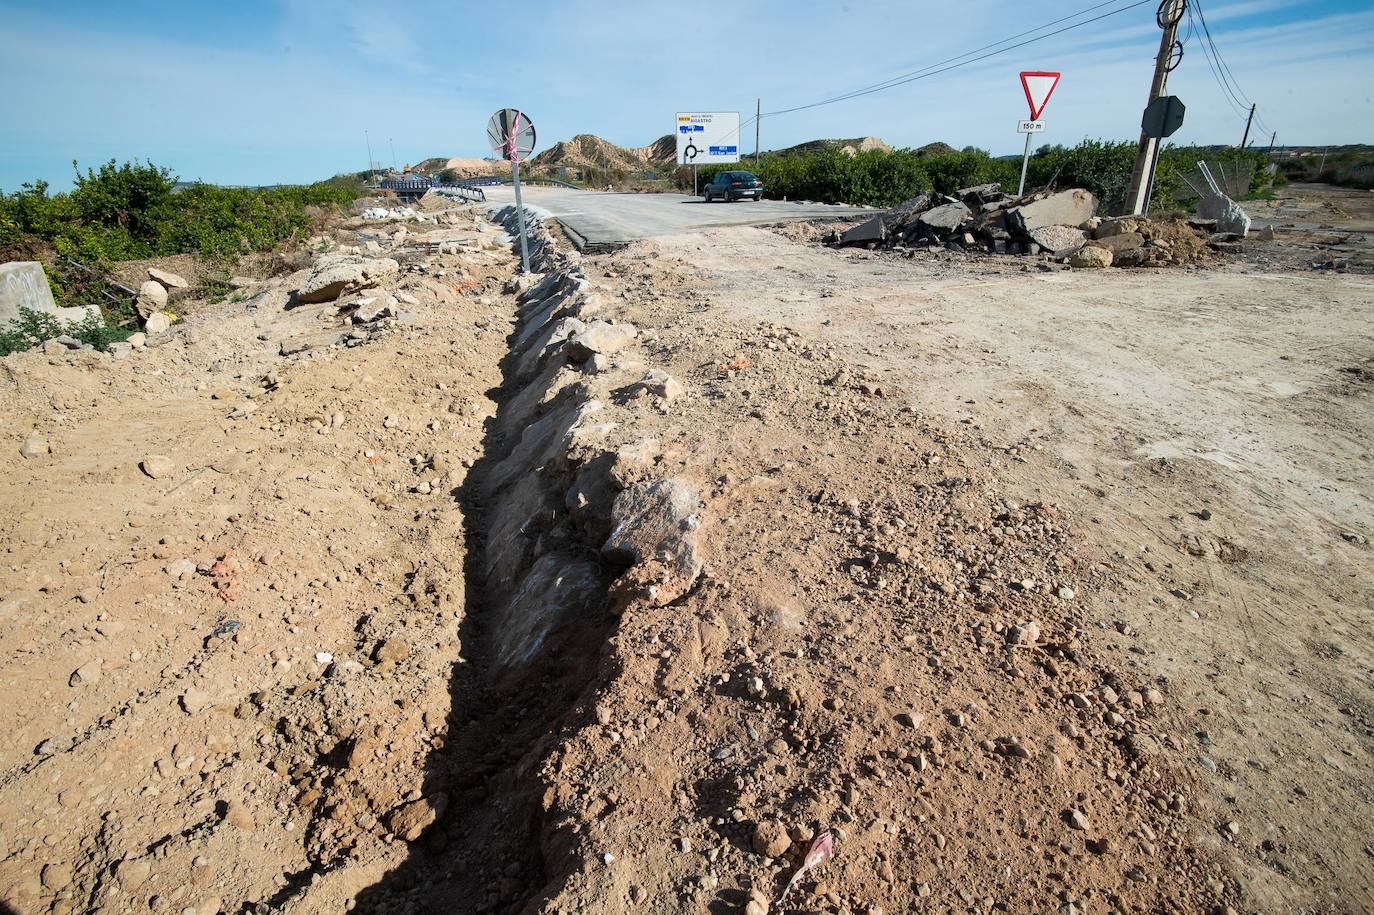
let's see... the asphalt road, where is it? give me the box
[482,185,871,248]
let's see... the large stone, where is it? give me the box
[0,261,57,327]
[636,368,683,402]
[1196,194,1251,237]
[135,280,168,319]
[148,267,189,290]
[1068,245,1113,268]
[144,312,172,334]
[1094,232,1145,255]
[1027,225,1087,255]
[916,201,973,234]
[352,293,397,323]
[141,454,175,479]
[296,256,400,304]
[565,320,637,363]
[1008,189,1099,234]
[1093,216,1145,239]
[20,437,49,459]
[602,479,703,608]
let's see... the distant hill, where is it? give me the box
[530,134,676,173]
[409,156,504,178]
[914,141,958,157]
[769,136,892,157]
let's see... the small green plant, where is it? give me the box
[0,307,131,357]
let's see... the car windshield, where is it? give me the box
[727,172,758,181]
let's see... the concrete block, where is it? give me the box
[839,216,885,246]
[0,261,57,327]
[917,201,973,234]
[1008,189,1099,234]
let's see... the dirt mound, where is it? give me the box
[772,136,893,157]
[530,134,676,173]
[410,156,503,178]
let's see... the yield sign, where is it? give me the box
[1020,71,1061,120]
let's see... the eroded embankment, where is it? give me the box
[336,206,711,915]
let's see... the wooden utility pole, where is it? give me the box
[1124,0,1185,215]
[755,99,761,162]
[1240,103,1256,148]
[1267,131,1276,157]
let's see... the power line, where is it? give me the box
[766,0,1153,116]
[1191,0,1273,135]
[1187,4,1250,121]
[768,0,1148,116]
[1193,0,1253,106]
[711,0,1152,148]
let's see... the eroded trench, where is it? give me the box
[344,207,705,915]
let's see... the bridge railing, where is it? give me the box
[457,176,582,190]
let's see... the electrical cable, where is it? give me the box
[709,0,1152,147]
[1192,0,1272,135]
[771,0,1150,115]
[764,0,1153,116]
[1187,5,1251,121]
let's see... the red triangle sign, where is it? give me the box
[1020,71,1061,120]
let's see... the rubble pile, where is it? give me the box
[827,183,1224,268]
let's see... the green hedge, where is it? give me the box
[1,160,365,312]
[689,140,1275,212]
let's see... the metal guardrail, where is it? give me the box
[431,185,486,203]
[458,176,582,190]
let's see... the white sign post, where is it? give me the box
[1016,71,1060,197]
[487,108,537,274]
[675,112,741,195]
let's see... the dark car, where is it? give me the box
[703,170,764,202]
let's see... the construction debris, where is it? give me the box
[829,183,1221,267]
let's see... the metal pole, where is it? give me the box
[693,165,698,196]
[1142,140,1163,215]
[511,159,531,275]
[365,130,374,176]
[1017,132,1033,197]
[1125,0,1185,215]
[755,98,761,162]
[1240,103,1256,148]
[390,138,398,173]
[1267,131,1276,157]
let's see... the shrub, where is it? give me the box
[0,307,131,357]
[2,160,365,312]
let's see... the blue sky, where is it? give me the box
[1,0,1370,191]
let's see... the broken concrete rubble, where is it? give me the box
[1007,189,1098,234]
[917,201,972,234]
[1,261,103,330]
[1027,225,1087,255]
[1196,194,1252,237]
[827,183,1218,268]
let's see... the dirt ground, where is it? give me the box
[1,183,1370,915]
[627,196,1374,910]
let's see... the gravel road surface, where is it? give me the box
[483,184,871,248]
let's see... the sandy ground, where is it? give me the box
[0,212,527,914]
[2,185,1371,915]
[637,224,1374,911]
